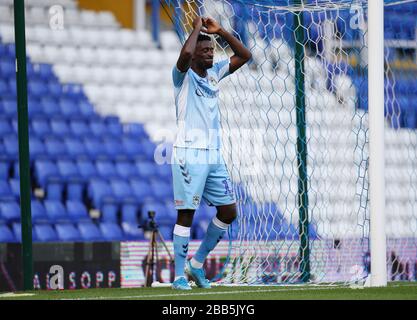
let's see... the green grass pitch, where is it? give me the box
[0,282,416,300]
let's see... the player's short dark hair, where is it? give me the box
[197,34,212,42]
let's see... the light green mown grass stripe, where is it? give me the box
[0,282,416,300]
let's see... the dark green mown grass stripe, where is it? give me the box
[1,282,416,300]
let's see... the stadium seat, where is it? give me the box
[129,178,154,202]
[70,119,92,137]
[96,160,119,179]
[11,222,38,243]
[0,118,13,136]
[0,201,20,223]
[77,221,104,241]
[121,221,145,240]
[0,224,16,242]
[109,178,137,203]
[44,137,69,159]
[87,179,117,209]
[44,200,70,223]
[50,118,72,137]
[0,180,15,201]
[66,200,90,222]
[31,118,51,138]
[115,161,139,179]
[99,222,124,241]
[55,223,82,242]
[31,200,49,223]
[150,180,173,200]
[135,161,157,181]
[102,137,128,161]
[83,137,108,160]
[64,137,88,159]
[34,160,64,200]
[76,159,100,180]
[29,136,47,160]
[34,224,58,242]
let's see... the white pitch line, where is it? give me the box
[61,285,346,300]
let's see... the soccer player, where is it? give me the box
[171,16,252,290]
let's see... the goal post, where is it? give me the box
[368,0,387,287]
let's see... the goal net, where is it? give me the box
[161,0,417,285]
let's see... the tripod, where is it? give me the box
[141,211,174,287]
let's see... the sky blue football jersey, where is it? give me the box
[172,59,230,150]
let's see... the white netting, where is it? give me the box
[160,0,417,284]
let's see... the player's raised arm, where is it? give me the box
[176,17,207,72]
[203,17,252,73]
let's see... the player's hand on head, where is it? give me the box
[202,17,221,34]
[192,16,203,30]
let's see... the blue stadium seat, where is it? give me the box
[140,140,156,161]
[34,160,64,199]
[50,118,71,137]
[89,119,107,137]
[0,224,16,242]
[0,201,20,223]
[47,81,63,98]
[2,97,17,117]
[29,136,47,160]
[99,222,124,241]
[31,118,51,138]
[62,84,85,100]
[0,60,14,79]
[124,123,148,139]
[44,137,69,159]
[55,223,82,242]
[150,180,173,200]
[0,118,13,136]
[44,200,70,223]
[135,161,157,181]
[107,121,123,137]
[12,222,38,242]
[34,63,55,81]
[70,119,91,137]
[31,200,49,223]
[155,164,171,180]
[66,200,90,222]
[0,157,10,180]
[40,96,61,117]
[59,97,80,119]
[64,137,88,159]
[28,98,43,117]
[96,160,118,179]
[88,179,117,209]
[83,137,108,160]
[78,100,96,118]
[109,178,137,203]
[0,180,14,201]
[34,224,58,242]
[103,137,128,161]
[77,221,103,241]
[122,137,146,160]
[129,179,154,201]
[121,222,145,240]
[8,179,20,198]
[28,79,48,98]
[121,203,140,224]
[76,159,99,180]
[115,161,139,179]
[57,160,85,200]
[2,133,18,160]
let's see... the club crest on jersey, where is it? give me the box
[192,195,200,206]
[208,76,218,86]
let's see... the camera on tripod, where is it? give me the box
[139,210,158,232]
[138,209,174,287]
